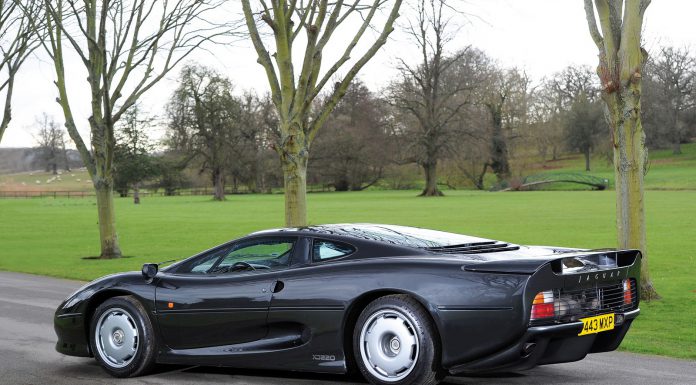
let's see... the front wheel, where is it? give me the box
[89,296,157,377]
[353,295,444,385]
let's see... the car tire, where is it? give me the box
[353,294,444,385]
[89,296,157,378]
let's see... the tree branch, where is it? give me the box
[308,0,403,142]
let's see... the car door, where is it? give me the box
[155,236,297,350]
[265,238,358,369]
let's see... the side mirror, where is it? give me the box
[141,263,158,280]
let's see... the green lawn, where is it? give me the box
[526,142,696,191]
[0,169,93,192]
[0,190,694,359]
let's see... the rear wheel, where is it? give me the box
[89,296,156,377]
[353,295,443,385]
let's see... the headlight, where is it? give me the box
[62,286,95,309]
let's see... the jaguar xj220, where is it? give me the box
[55,224,640,385]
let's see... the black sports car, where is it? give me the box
[55,224,640,385]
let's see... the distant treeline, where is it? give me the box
[22,46,696,198]
[0,147,83,174]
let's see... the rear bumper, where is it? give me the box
[55,312,91,357]
[448,309,639,375]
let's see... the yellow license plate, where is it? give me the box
[578,313,615,336]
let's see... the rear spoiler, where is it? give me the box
[462,250,641,275]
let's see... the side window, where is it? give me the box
[185,246,230,274]
[218,239,295,269]
[312,239,355,262]
[190,255,220,273]
[179,237,296,274]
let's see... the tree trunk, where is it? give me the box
[672,128,682,155]
[584,0,657,300]
[62,144,71,172]
[607,56,659,301]
[584,147,591,171]
[248,176,259,194]
[474,162,489,190]
[673,141,682,155]
[282,158,308,227]
[95,184,122,259]
[258,172,269,194]
[612,106,658,299]
[0,74,14,143]
[670,108,682,155]
[212,168,225,201]
[490,127,511,182]
[599,84,659,300]
[420,162,443,196]
[133,183,140,204]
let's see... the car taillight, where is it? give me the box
[531,290,555,320]
[623,279,633,305]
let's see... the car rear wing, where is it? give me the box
[462,249,641,275]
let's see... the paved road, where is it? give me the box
[1,271,694,385]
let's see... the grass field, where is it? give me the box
[2,143,696,193]
[0,190,694,359]
[446,142,696,191]
[0,168,93,192]
[525,143,696,191]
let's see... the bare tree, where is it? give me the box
[547,65,598,107]
[241,0,403,226]
[311,80,392,191]
[34,0,230,258]
[527,87,562,162]
[33,113,65,175]
[0,0,40,142]
[166,65,244,201]
[531,65,599,163]
[538,65,603,170]
[647,46,695,154]
[114,104,157,204]
[390,0,476,196]
[584,0,658,299]
[236,93,282,194]
[564,92,605,171]
[451,105,490,190]
[483,67,529,182]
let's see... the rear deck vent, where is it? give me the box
[426,242,520,254]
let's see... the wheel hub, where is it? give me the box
[389,337,401,352]
[112,329,124,346]
[360,309,419,382]
[94,308,139,368]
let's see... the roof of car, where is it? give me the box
[251,223,494,248]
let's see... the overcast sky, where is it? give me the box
[2,0,694,148]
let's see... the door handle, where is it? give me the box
[271,280,285,293]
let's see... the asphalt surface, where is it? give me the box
[1,271,695,385]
